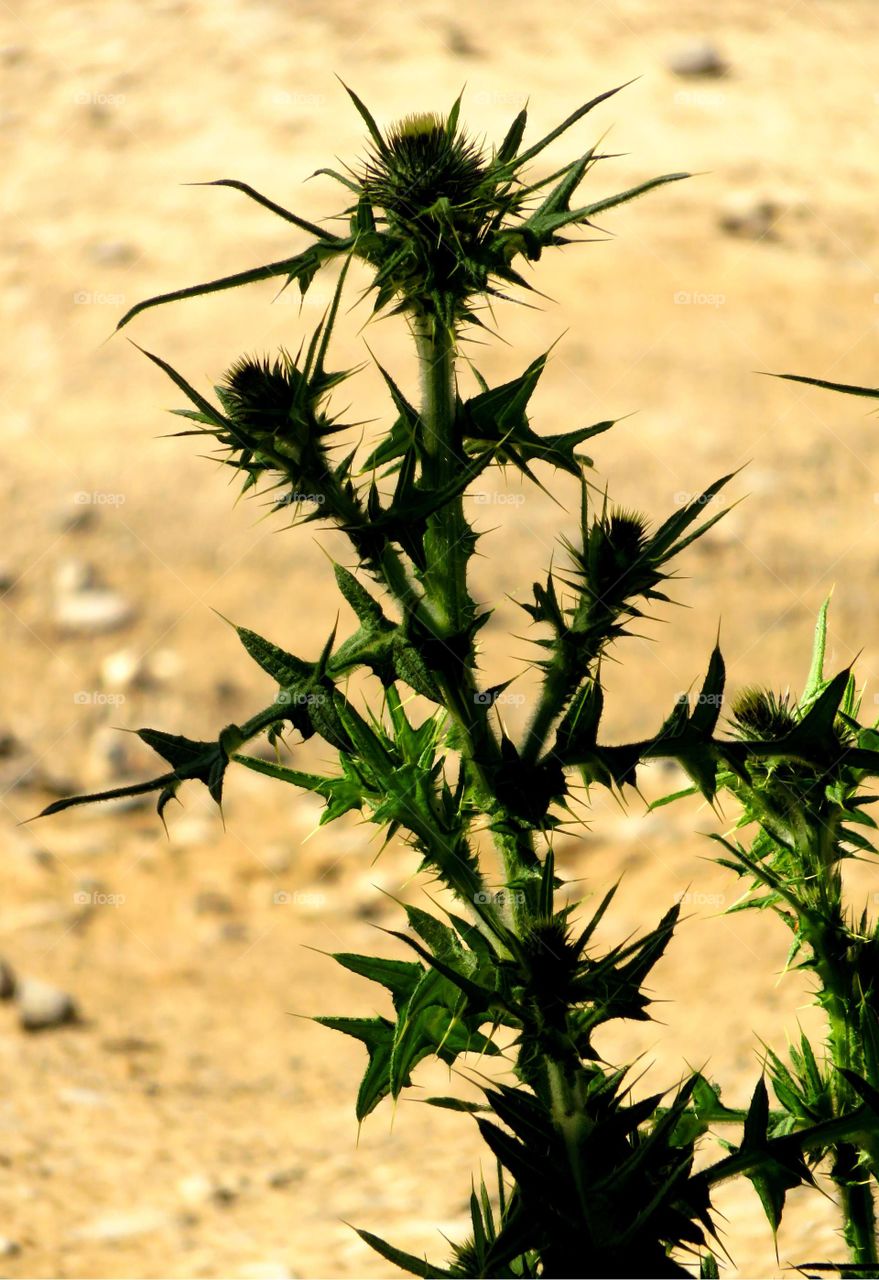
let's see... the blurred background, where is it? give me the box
[1,0,878,1275]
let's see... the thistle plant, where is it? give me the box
[40,83,879,1276]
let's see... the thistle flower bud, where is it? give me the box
[220,353,308,458]
[363,112,487,230]
[730,687,797,740]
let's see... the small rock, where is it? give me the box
[0,1237,21,1258]
[16,978,78,1031]
[87,240,137,266]
[178,1173,240,1206]
[262,844,292,875]
[74,1208,171,1243]
[265,1166,303,1189]
[0,564,16,594]
[718,191,781,241]
[148,648,182,682]
[58,1086,108,1108]
[53,558,97,595]
[667,40,727,77]
[100,648,145,689]
[88,726,134,781]
[53,500,95,533]
[217,921,249,943]
[55,588,135,635]
[192,890,235,916]
[0,957,15,999]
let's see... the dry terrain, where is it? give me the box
[2,0,879,1276]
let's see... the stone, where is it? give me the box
[74,1209,171,1242]
[0,1237,21,1257]
[0,957,15,999]
[16,978,78,1031]
[178,1173,240,1206]
[667,40,727,77]
[87,240,137,266]
[717,191,782,241]
[54,588,134,635]
[265,1166,303,1189]
[53,558,97,595]
[53,500,95,532]
[192,890,235,916]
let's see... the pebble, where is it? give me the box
[53,558,97,595]
[178,1173,240,1206]
[88,726,135,781]
[192,890,235,916]
[74,1208,171,1243]
[100,648,145,689]
[0,563,16,593]
[717,191,781,241]
[54,588,135,635]
[16,978,78,1031]
[87,240,137,266]
[265,1166,303,1189]
[667,40,727,77]
[0,1237,21,1258]
[53,500,95,533]
[0,957,15,999]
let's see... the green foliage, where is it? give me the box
[39,83,879,1276]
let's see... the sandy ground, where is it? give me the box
[2,0,879,1276]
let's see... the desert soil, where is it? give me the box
[2,0,879,1276]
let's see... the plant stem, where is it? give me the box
[411,310,537,930]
